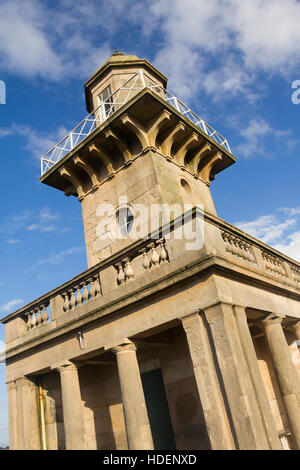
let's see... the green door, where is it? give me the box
[141,368,176,450]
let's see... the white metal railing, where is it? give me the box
[41,71,231,175]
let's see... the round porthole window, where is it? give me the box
[180,178,192,194]
[116,205,135,238]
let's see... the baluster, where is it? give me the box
[223,233,233,253]
[89,278,96,299]
[140,248,151,270]
[116,262,125,285]
[158,239,168,262]
[69,288,76,310]
[149,243,160,267]
[41,304,49,323]
[266,255,274,272]
[26,312,32,330]
[229,236,239,256]
[245,243,254,262]
[62,292,70,312]
[31,310,37,328]
[269,256,276,272]
[123,258,135,280]
[222,232,230,249]
[93,274,101,297]
[238,240,245,259]
[227,239,234,254]
[36,307,42,327]
[278,261,285,276]
[76,285,82,306]
[82,281,89,302]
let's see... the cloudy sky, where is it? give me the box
[0,0,300,446]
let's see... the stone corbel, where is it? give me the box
[121,113,150,150]
[159,121,186,156]
[189,142,212,175]
[145,109,171,147]
[63,185,77,197]
[198,151,222,183]
[88,143,115,176]
[73,155,99,187]
[173,132,199,167]
[104,128,132,163]
[59,166,85,199]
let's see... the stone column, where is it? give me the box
[290,320,300,341]
[6,380,19,450]
[181,312,234,450]
[289,320,300,381]
[15,376,41,450]
[112,340,154,450]
[233,306,281,449]
[260,314,300,448]
[57,361,86,450]
[203,302,274,450]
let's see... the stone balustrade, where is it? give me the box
[222,231,255,263]
[25,302,50,330]
[21,239,169,333]
[261,251,287,277]
[115,239,168,285]
[61,274,101,313]
[5,212,300,344]
[290,265,300,283]
[23,272,102,331]
[220,228,297,281]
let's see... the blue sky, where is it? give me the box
[0,0,300,447]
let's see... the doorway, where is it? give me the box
[141,368,176,450]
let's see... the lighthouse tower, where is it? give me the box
[41,51,235,267]
[3,52,299,452]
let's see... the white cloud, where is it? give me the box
[34,247,83,267]
[274,231,300,261]
[228,0,300,74]
[235,209,300,261]
[0,123,69,158]
[0,0,112,80]
[280,207,300,216]
[0,0,300,103]
[0,207,63,237]
[0,299,23,313]
[0,210,31,236]
[234,117,291,158]
[236,215,297,244]
[1,0,300,105]
[0,1,63,79]
[142,0,300,99]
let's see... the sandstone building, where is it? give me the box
[2,52,300,450]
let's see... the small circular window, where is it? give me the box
[180,178,192,194]
[117,206,134,237]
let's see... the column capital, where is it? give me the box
[5,379,16,390]
[111,339,137,355]
[52,360,78,373]
[259,313,284,328]
[180,311,201,327]
[14,376,36,388]
[290,320,300,340]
